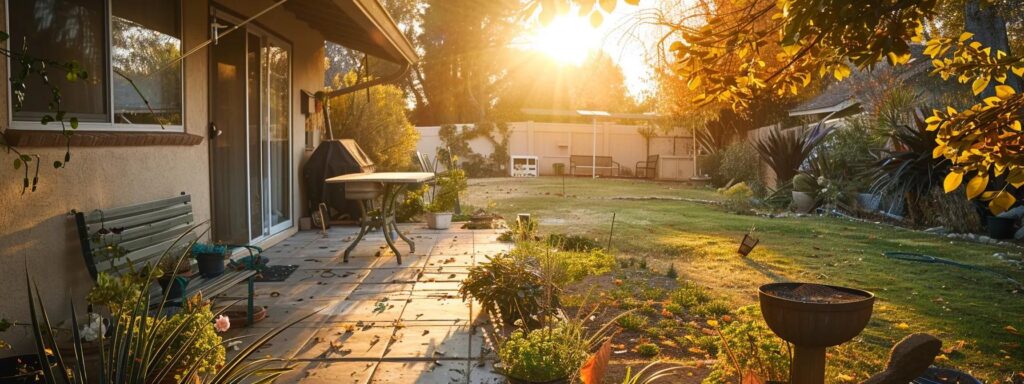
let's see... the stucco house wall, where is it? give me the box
[0,0,325,354]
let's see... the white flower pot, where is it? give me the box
[792,191,816,213]
[425,212,453,230]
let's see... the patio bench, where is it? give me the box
[569,155,620,176]
[635,154,659,179]
[73,193,259,323]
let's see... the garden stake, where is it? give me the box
[607,212,616,251]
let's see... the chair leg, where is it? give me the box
[247,275,255,327]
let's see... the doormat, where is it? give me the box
[255,265,299,282]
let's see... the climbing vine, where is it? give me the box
[1,30,88,194]
[438,122,511,177]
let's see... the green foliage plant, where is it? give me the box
[717,142,761,187]
[620,361,686,384]
[635,342,661,357]
[459,253,558,328]
[751,126,829,186]
[616,313,648,332]
[546,233,602,252]
[719,182,754,212]
[497,323,589,383]
[426,168,467,213]
[703,306,790,384]
[327,71,419,171]
[24,223,317,383]
[792,173,818,194]
[437,122,511,177]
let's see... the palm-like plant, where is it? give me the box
[869,110,948,222]
[24,225,316,384]
[750,124,830,185]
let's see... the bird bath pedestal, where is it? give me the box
[759,283,875,384]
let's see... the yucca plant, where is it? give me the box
[24,224,317,384]
[869,109,948,222]
[750,124,830,185]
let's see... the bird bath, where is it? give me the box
[759,282,875,384]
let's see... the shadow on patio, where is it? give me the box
[220,224,510,384]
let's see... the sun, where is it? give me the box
[526,16,601,65]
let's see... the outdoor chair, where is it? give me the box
[635,154,659,179]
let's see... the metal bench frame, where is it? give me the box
[569,155,621,176]
[73,192,259,325]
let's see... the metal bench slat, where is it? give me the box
[85,204,193,234]
[94,233,197,274]
[81,195,191,224]
[114,214,195,244]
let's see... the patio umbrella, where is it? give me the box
[577,110,611,178]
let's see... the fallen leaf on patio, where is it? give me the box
[422,330,430,336]
[370,335,381,346]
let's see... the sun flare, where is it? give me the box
[526,16,600,65]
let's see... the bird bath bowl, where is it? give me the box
[759,282,874,384]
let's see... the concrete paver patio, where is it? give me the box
[220,224,509,384]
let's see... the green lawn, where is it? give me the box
[464,177,1024,382]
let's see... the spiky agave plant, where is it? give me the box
[751,124,830,185]
[869,109,948,222]
[25,224,319,384]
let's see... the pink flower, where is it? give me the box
[214,315,230,332]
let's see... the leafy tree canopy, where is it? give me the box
[534,0,1024,212]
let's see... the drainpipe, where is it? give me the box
[319,63,411,141]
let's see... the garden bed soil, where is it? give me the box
[562,271,714,383]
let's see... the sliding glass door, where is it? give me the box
[210,11,292,244]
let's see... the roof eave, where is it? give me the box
[337,0,418,65]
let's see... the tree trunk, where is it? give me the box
[964,0,1024,95]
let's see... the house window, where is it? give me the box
[7,0,183,131]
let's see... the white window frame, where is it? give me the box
[5,0,185,133]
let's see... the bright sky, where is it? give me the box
[519,2,664,100]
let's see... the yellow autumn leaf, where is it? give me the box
[624,0,639,5]
[995,85,1016,99]
[943,172,963,193]
[959,32,974,42]
[833,65,851,81]
[1012,120,1022,131]
[707,319,720,328]
[966,173,988,200]
[836,374,856,382]
[972,76,990,95]
[1013,65,1024,78]
[989,191,1016,214]
[589,11,603,27]
[1006,325,1019,335]
[687,75,702,90]
[896,322,910,330]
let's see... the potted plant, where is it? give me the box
[459,253,558,328]
[791,173,818,213]
[191,243,228,278]
[425,168,467,230]
[498,324,589,384]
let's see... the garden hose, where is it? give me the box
[883,251,1023,288]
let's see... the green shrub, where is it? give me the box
[665,264,678,279]
[396,184,428,222]
[617,313,649,331]
[547,233,602,252]
[459,254,557,328]
[703,307,789,384]
[511,241,615,283]
[717,142,761,187]
[636,342,661,357]
[720,182,754,211]
[670,281,713,309]
[426,168,467,213]
[498,325,589,382]
[664,303,685,316]
[696,301,732,317]
[792,173,818,193]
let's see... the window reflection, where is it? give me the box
[112,0,182,126]
[9,0,107,122]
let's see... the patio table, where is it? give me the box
[326,172,435,264]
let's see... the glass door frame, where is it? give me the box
[208,7,293,244]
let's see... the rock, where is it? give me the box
[947,233,957,239]
[862,333,942,384]
[924,227,948,235]
[977,235,993,243]
[997,206,1024,220]
[1016,226,1024,240]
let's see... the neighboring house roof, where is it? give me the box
[789,45,930,117]
[284,0,418,66]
